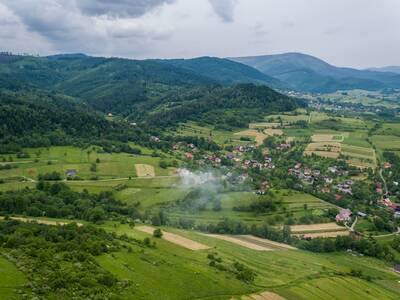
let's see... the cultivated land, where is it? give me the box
[135,164,155,177]
[1,92,400,299]
[0,146,175,181]
[136,225,210,250]
[93,223,400,300]
[235,129,268,146]
[166,190,337,226]
[302,132,377,169]
[176,122,245,146]
[290,223,347,233]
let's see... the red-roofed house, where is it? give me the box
[336,209,352,222]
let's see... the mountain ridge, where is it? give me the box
[230,52,400,92]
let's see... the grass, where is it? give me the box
[167,190,337,226]
[0,255,27,299]
[371,135,400,151]
[175,122,245,147]
[94,222,400,300]
[0,146,176,181]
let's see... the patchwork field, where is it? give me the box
[303,133,376,168]
[0,146,175,181]
[135,164,155,177]
[249,122,282,129]
[311,134,344,142]
[176,122,244,146]
[202,234,273,251]
[296,231,350,238]
[136,225,210,250]
[168,190,338,227]
[290,223,346,234]
[341,144,377,169]
[304,142,341,158]
[235,129,268,146]
[101,224,400,300]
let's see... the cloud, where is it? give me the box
[76,0,175,18]
[0,0,399,67]
[208,0,237,22]
[1,0,174,55]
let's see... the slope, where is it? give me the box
[231,52,400,92]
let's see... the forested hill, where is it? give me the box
[0,53,301,150]
[156,56,281,87]
[0,89,148,153]
[132,84,299,129]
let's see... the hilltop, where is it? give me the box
[231,52,400,92]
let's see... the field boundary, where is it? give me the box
[136,226,210,250]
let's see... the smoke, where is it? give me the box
[177,168,218,188]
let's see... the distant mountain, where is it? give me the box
[230,52,400,93]
[158,56,281,87]
[368,66,400,74]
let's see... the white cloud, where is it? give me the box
[0,0,399,68]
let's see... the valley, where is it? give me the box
[0,52,400,299]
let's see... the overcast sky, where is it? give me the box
[1,0,399,68]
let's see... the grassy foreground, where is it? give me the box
[94,222,400,300]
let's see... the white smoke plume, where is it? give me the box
[177,168,218,188]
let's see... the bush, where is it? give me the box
[153,228,163,238]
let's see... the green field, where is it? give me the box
[0,146,176,181]
[94,223,400,300]
[371,135,400,151]
[0,256,27,299]
[343,131,371,148]
[175,122,245,146]
[167,190,337,226]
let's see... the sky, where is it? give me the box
[1,0,399,69]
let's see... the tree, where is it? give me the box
[153,228,163,238]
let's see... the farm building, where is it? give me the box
[65,169,77,177]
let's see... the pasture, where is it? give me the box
[96,222,400,300]
[176,122,244,146]
[0,146,176,181]
[167,190,337,226]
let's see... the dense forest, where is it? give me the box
[0,53,301,152]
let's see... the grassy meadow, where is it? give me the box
[93,222,400,300]
[0,146,176,181]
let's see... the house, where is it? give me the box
[357,212,367,218]
[384,162,392,169]
[336,209,352,222]
[185,152,194,160]
[65,169,77,177]
[335,194,344,201]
